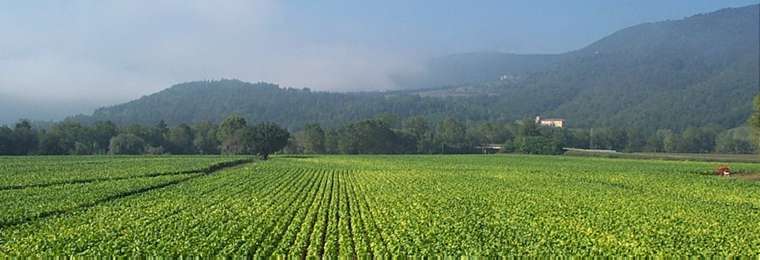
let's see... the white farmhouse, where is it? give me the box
[535,116,566,128]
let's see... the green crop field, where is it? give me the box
[0,155,758,256]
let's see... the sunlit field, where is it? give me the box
[1,155,758,256]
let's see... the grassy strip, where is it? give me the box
[0,158,254,191]
[564,150,760,163]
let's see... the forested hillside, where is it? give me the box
[403,4,760,129]
[81,4,759,132]
[390,52,561,89]
[537,4,760,129]
[83,80,482,129]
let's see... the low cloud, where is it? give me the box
[0,0,420,106]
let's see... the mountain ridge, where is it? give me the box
[81,4,759,131]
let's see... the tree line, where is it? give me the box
[284,113,759,155]
[0,115,289,160]
[3,96,759,157]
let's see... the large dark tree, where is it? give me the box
[250,122,290,160]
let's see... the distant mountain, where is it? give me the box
[393,5,759,92]
[82,80,490,129]
[404,4,760,129]
[540,4,760,129]
[82,4,759,131]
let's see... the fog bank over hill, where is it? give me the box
[0,95,102,125]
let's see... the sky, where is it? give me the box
[0,0,758,121]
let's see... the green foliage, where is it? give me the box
[515,136,562,154]
[751,95,760,150]
[510,120,564,155]
[248,122,290,160]
[108,134,145,155]
[374,113,400,129]
[92,121,118,153]
[2,114,754,156]
[336,120,413,154]
[11,120,37,155]
[300,123,325,154]
[217,114,247,143]
[715,127,756,154]
[218,115,251,155]
[402,116,434,153]
[437,118,467,148]
[323,129,340,154]
[123,123,164,149]
[477,122,512,144]
[0,126,12,154]
[38,121,95,155]
[166,124,194,154]
[219,128,252,155]
[1,155,759,255]
[193,122,220,154]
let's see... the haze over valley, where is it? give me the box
[1,0,758,125]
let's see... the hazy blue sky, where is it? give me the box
[0,0,757,110]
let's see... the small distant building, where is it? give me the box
[535,116,566,128]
